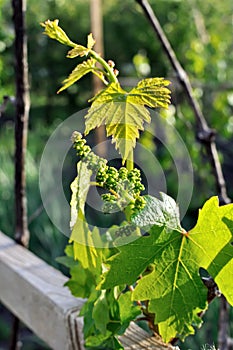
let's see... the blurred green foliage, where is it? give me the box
[0,0,233,348]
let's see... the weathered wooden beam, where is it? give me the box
[0,231,84,350]
[0,231,178,349]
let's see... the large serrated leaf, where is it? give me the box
[85,78,170,162]
[99,196,233,342]
[58,58,96,93]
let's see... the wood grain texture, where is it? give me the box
[0,231,84,350]
[0,232,179,349]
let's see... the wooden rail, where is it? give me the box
[0,231,178,350]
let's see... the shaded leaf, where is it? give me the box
[118,292,141,325]
[92,290,110,334]
[65,263,96,298]
[85,331,112,348]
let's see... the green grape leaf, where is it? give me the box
[70,220,101,270]
[69,160,102,270]
[129,78,171,108]
[98,225,165,289]
[99,196,233,342]
[85,331,112,348]
[65,263,97,298]
[92,290,110,334]
[56,244,98,298]
[70,160,92,229]
[67,33,95,58]
[85,78,170,162]
[118,291,141,326]
[80,289,100,337]
[40,19,75,46]
[87,33,96,49]
[131,193,183,232]
[106,222,142,247]
[67,45,91,58]
[57,58,96,93]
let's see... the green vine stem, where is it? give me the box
[90,50,118,84]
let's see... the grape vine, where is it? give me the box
[41,20,233,350]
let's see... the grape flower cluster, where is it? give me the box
[71,131,107,171]
[71,131,146,214]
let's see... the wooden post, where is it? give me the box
[90,0,106,157]
[12,0,30,246]
[12,0,30,247]
[11,0,30,348]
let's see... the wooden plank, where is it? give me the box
[0,231,84,350]
[119,323,178,349]
[0,232,179,349]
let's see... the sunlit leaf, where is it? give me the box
[70,218,99,269]
[67,33,95,58]
[67,44,91,58]
[87,33,95,49]
[85,78,170,162]
[70,161,92,229]
[40,19,75,46]
[130,78,171,108]
[99,196,233,342]
[57,58,96,93]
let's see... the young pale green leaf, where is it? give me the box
[57,58,96,93]
[85,79,170,162]
[131,193,183,232]
[70,160,92,229]
[67,45,91,58]
[40,19,75,46]
[67,33,95,58]
[69,161,102,270]
[87,33,95,49]
[99,196,233,342]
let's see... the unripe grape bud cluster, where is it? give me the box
[71,131,107,171]
[96,165,146,213]
[71,132,146,214]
